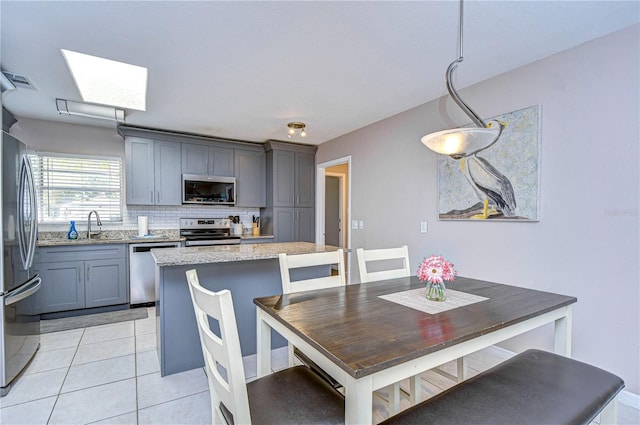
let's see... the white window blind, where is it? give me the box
[31,153,122,223]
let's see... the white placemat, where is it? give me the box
[379,287,489,314]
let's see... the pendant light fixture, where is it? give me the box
[421,0,503,160]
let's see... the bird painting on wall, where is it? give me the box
[457,120,517,219]
[437,106,540,222]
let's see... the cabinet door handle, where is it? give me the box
[86,266,90,282]
[150,190,154,203]
[156,191,160,204]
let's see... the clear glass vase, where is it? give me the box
[426,281,446,301]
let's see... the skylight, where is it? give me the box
[61,49,147,111]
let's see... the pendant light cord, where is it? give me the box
[445,0,487,128]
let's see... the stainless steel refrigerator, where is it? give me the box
[1,130,41,396]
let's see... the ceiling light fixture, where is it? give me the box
[56,98,125,123]
[421,0,503,160]
[287,122,307,139]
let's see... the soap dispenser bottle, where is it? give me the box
[68,220,78,240]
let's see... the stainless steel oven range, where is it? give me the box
[179,218,241,247]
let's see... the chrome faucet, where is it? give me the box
[87,210,103,239]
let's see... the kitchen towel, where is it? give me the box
[138,216,149,237]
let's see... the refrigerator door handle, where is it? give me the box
[4,275,41,306]
[24,155,38,269]
[17,156,28,269]
[16,155,38,270]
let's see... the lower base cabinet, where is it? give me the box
[33,244,128,314]
[267,207,315,242]
[36,261,84,313]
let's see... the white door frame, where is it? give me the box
[316,156,352,282]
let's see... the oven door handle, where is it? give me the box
[184,239,241,247]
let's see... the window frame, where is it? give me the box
[30,151,123,224]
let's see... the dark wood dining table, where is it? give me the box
[254,276,577,424]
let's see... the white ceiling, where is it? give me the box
[1,1,638,145]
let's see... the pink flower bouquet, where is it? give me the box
[417,255,457,284]
[417,255,457,301]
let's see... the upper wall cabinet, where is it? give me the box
[124,137,181,205]
[182,143,234,177]
[262,141,317,242]
[265,141,316,208]
[234,148,266,207]
[119,126,267,207]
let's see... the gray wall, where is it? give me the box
[317,25,640,394]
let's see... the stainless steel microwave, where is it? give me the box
[182,174,236,205]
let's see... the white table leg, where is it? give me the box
[256,308,272,378]
[409,375,421,404]
[599,395,619,425]
[554,305,573,357]
[456,356,468,382]
[389,382,401,415]
[345,376,373,425]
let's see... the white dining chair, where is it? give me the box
[279,249,346,295]
[356,245,417,414]
[356,245,467,414]
[186,269,344,425]
[278,249,346,390]
[356,245,412,283]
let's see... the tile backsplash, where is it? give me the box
[39,204,260,232]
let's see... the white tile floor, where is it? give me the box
[0,307,218,425]
[1,306,638,425]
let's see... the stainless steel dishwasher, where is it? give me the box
[129,241,181,307]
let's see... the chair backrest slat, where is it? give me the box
[186,269,252,424]
[357,245,411,283]
[279,249,346,294]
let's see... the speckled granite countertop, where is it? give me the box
[151,242,339,267]
[37,229,183,246]
[37,231,274,247]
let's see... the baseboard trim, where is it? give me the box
[483,345,639,410]
[619,390,640,410]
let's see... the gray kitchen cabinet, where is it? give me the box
[85,258,127,308]
[267,207,315,243]
[154,140,182,205]
[182,143,234,177]
[33,244,128,314]
[34,261,84,314]
[296,207,315,242]
[125,137,181,205]
[295,152,315,207]
[265,142,315,208]
[125,137,154,205]
[234,148,266,207]
[263,141,317,242]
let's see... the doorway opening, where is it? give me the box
[316,156,351,282]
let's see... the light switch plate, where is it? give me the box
[352,220,359,230]
[358,220,364,230]
[420,221,428,233]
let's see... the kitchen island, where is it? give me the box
[152,242,339,376]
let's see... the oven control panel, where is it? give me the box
[180,218,231,229]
